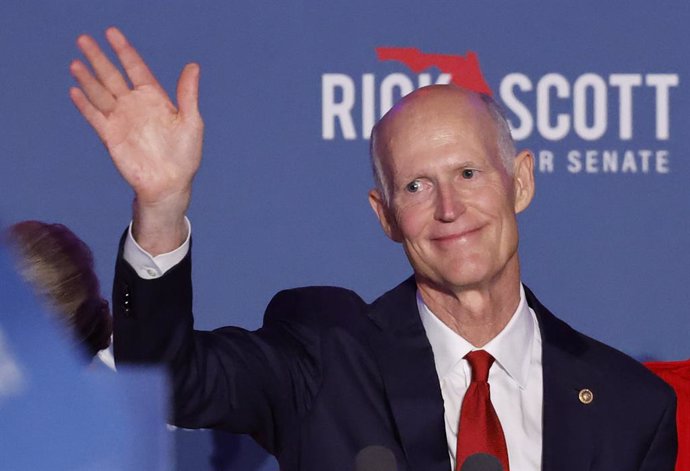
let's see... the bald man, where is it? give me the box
[71,29,677,471]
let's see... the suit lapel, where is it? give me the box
[368,277,451,471]
[526,287,599,471]
[367,281,603,471]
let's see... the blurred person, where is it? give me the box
[5,220,113,366]
[0,240,172,470]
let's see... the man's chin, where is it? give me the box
[416,267,493,293]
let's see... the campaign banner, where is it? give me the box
[1,1,687,469]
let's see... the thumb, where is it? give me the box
[177,63,201,119]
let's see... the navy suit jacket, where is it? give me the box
[113,246,677,471]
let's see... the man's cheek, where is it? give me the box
[399,218,426,241]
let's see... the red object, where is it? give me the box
[456,350,510,471]
[645,359,690,471]
[375,47,493,96]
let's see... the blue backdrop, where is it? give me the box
[1,1,688,469]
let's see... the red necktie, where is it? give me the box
[455,350,510,471]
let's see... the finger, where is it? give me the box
[69,59,117,113]
[69,87,108,138]
[76,34,130,97]
[177,63,201,120]
[105,27,164,92]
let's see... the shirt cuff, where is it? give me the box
[122,217,191,279]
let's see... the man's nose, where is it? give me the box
[434,184,465,222]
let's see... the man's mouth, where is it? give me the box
[431,225,485,244]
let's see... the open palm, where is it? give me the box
[69,27,203,207]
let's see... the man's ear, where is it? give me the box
[368,189,402,243]
[512,150,535,214]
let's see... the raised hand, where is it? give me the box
[69,27,203,254]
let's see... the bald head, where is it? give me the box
[370,85,516,205]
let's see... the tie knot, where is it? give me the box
[464,350,494,383]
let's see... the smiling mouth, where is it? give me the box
[431,225,485,243]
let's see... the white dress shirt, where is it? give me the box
[124,223,543,469]
[418,286,543,471]
[123,219,191,279]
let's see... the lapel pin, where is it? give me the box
[578,388,594,405]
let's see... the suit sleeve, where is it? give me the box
[111,233,321,454]
[639,389,678,471]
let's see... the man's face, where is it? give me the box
[369,88,534,293]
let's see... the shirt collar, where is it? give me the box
[418,284,535,389]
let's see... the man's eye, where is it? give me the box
[405,180,422,193]
[462,169,475,179]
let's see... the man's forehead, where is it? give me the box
[382,85,486,127]
[378,87,495,152]
[377,89,493,152]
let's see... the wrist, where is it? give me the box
[131,191,190,255]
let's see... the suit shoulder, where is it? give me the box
[263,285,367,327]
[580,331,675,399]
[545,311,676,402]
[527,287,675,402]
